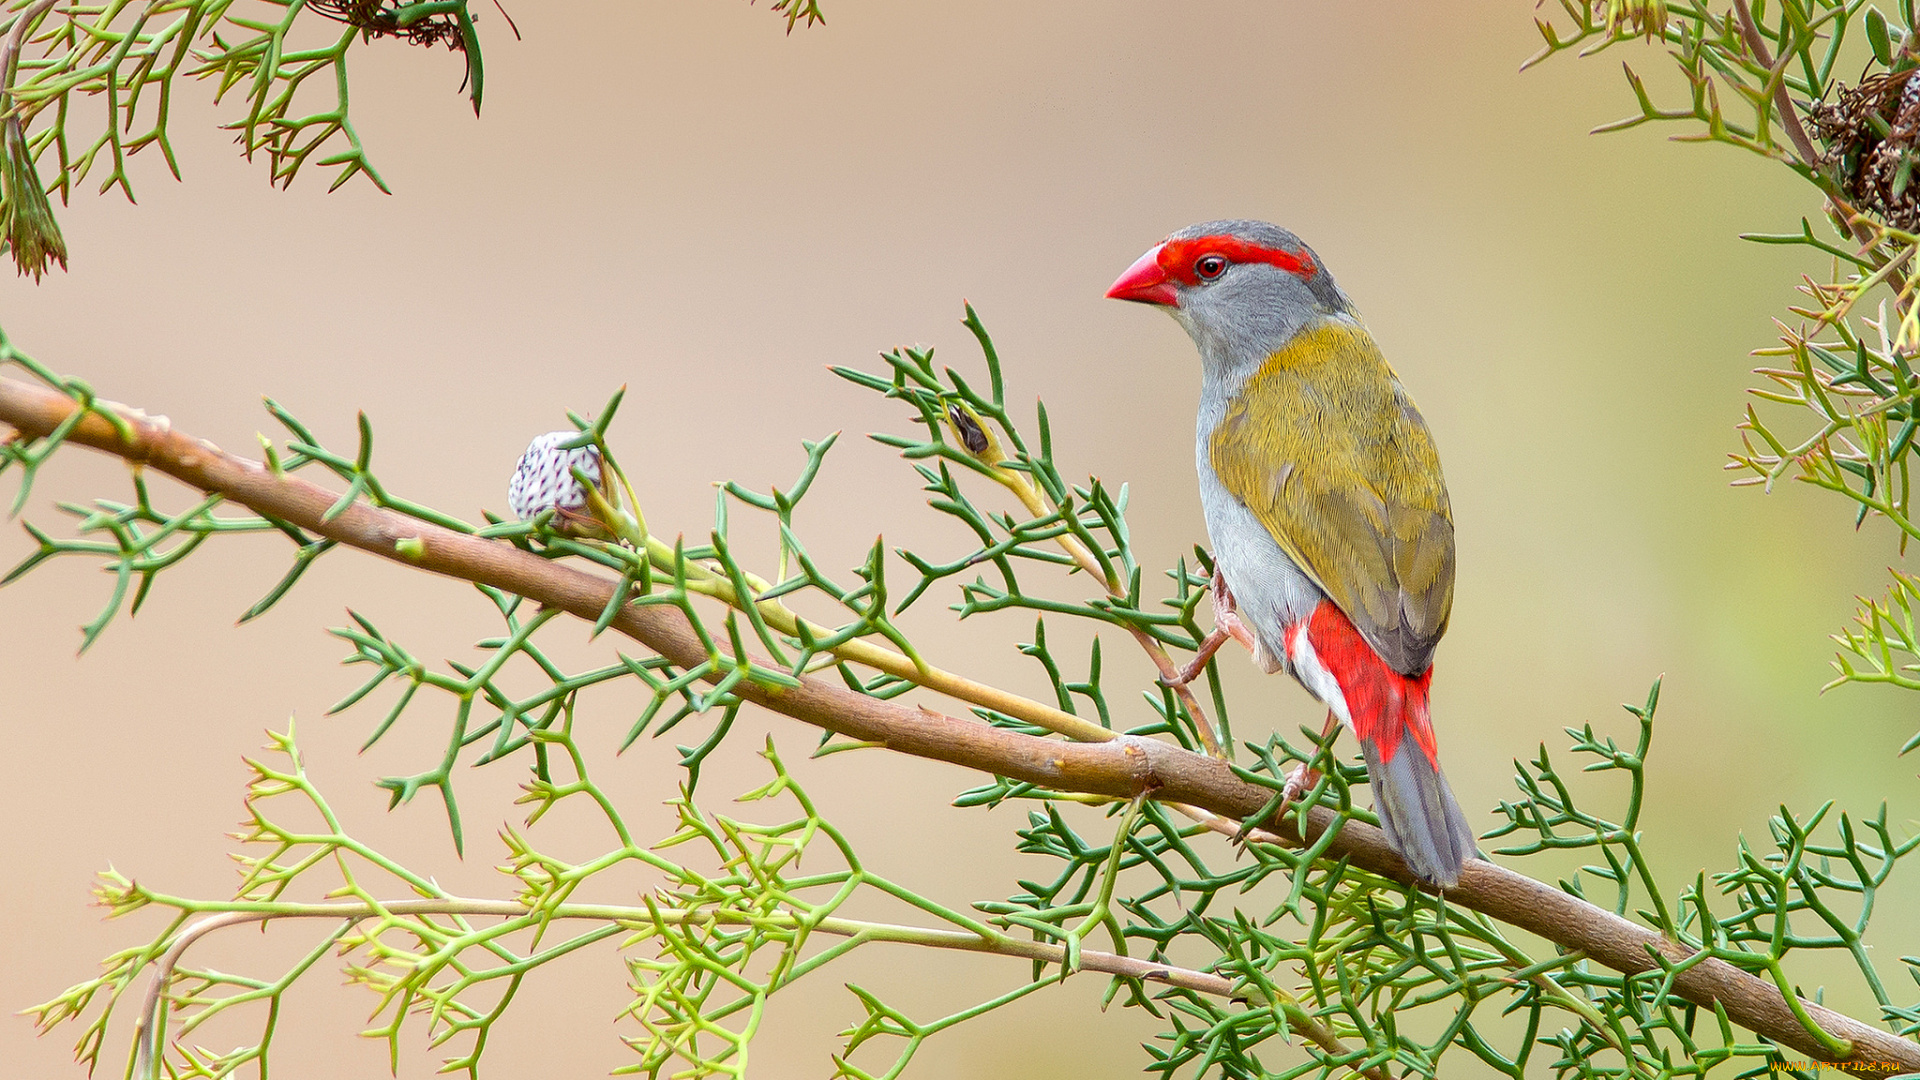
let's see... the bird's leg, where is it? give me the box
[1283,709,1344,804]
[1233,709,1343,845]
[1162,569,1260,687]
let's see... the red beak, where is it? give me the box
[1106,244,1178,306]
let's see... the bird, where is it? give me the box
[1106,219,1476,888]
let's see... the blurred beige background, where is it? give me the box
[4,1,1916,1076]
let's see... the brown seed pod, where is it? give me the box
[310,0,470,50]
[1810,69,1920,230]
[945,402,991,457]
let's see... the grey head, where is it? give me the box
[1107,219,1353,377]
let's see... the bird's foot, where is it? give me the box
[1161,628,1227,687]
[1282,761,1322,805]
[1163,570,1260,687]
[1229,764,1325,847]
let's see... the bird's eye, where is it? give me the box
[1194,255,1228,280]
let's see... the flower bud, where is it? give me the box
[508,431,608,528]
[1,115,66,280]
[945,401,994,459]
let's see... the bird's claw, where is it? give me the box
[1282,762,1321,805]
[1230,763,1324,847]
[1231,785,1292,846]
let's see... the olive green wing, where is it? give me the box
[1209,323,1455,674]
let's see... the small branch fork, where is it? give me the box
[3,375,1918,1073]
[982,453,1228,757]
[1731,0,1822,174]
[0,0,58,102]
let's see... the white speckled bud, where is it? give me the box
[508,432,605,522]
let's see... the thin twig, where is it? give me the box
[992,464,1228,757]
[639,533,1115,744]
[126,897,1388,1080]
[0,0,55,97]
[130,910,254,1079]
[1731,0,1820,170]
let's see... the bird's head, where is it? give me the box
[1107,219,1350,369]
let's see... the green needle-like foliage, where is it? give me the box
[12,5,1920,1071]
[1531,0,1920,755]
[11,298,1920,1076]
[0,0,825,276]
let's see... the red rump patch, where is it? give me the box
[1304,601,1438,768]
[1159,235,1317,286]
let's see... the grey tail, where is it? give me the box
[1361,737,1477,889]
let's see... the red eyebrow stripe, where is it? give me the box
[1159,235,1316,285]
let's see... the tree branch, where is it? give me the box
[4,373,1916,1074]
